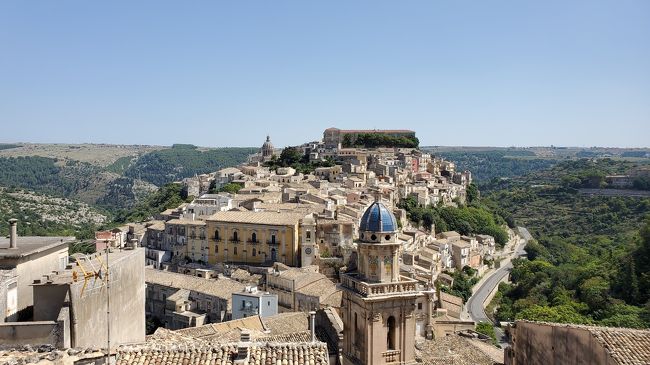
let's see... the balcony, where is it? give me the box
[212,237,222,242]
[266,240,280,246]
[230,238,241,244]
[381,350,401,363]
[341,274,418,298]
[246,239,260,245]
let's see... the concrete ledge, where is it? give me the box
[0,321,60,346]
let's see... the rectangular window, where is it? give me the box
[418,303,423,310]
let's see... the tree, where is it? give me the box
[422,210,435,232]
[516,305,592,324]
[218,183,242,194]
[467,183,480,204]
[475,322,497,344]
[279,147,304,166]
[579,276,610,313]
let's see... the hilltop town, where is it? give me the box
[1,128,649,365]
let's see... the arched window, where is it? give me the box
[234,247,238,255]
[387,316,396,350]
[252,248,257,257]
[252,232,257,243]
[214,230,220,240]
[233,231,238,242]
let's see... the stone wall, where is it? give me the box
[68,248,145,348]
[3,244,68,318]
[506,322,611,365]
[0,310,69,349]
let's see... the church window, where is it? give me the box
[371,234,377,241]
[385,234,391,241]
[233,231,239,242]
[252,232,257,243]
[214,230,220,240]
[387,316,396,350]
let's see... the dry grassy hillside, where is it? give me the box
[0,143,165,167]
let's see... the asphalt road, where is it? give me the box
[466,227,530,323]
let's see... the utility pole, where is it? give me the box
[105,241,111,365]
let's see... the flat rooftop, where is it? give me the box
[0,236,74,260]
[34,248,143,286]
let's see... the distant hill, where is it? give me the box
[0,143,256,214]
[0,187,106,239]
[421,147,650,183]
[484,158,650,328]
[0,143,162,167]
[123,144,257,186]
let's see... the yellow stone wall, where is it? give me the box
[206,221,299,266]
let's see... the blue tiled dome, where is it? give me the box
[359,202,398,233]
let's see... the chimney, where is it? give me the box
[309,311,316,342]
[8,219,18,249]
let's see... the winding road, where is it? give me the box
[466,227,530,323]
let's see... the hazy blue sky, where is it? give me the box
[1,1,648,147]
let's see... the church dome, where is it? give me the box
[261,135,274,157]
[359,201,398,233]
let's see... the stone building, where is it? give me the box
[159,218,209,264]
[145,268,245,329]
[0,219,73,321]
[261,135,275,160]
[187,193,233,216]
[29,248,146,348]
[340,201,421,365]
[0,268,17,323]
[249,135,277,164]
[265,264,331,310]
[1,248,145,348]
[206,211,306,266]
[231,286,278,320]
[506,321,650,365]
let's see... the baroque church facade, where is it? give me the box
[341,201,421,365]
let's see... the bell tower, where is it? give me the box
[341,201,420,365]
[300,214,318,267]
